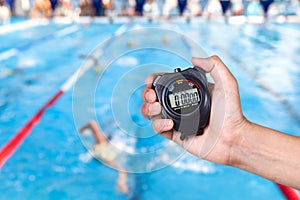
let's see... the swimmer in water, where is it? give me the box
[127,40,136,48]
[80,121,129,194]
[79,54,101,73]
[161,37,168,45]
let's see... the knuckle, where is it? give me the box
[210,55,220,62]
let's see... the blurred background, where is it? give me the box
[0,0,300,199]
[0,0,299,22]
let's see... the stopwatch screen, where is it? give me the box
[166,79,201,115]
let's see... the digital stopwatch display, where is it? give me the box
[166,79,201,115]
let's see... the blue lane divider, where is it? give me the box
[0,24,80,62]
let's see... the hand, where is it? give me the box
[141,56,249,165]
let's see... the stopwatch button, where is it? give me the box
[174,68,181,72]
[180,134,185,140]
[153,75,161,87]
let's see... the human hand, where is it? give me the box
[141,56,249,165]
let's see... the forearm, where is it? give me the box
[230,121,300,190]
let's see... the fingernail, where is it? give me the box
[148,102,160,115]
[165,119,173,128]
[145,92,151,101]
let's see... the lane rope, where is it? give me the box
[278,184,300,200]
[0,24,80,62]
[0,20,132,168]
[0,19,43,35]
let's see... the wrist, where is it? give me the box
[227,117,253,167]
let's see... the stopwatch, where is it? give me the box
[152,67,211,140]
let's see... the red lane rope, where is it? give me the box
[0,90,64,167]
[277,184,300,200]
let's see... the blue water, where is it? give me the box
[0,18,299,199]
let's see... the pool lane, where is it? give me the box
[0,21,137,200]
[0,23,85,62]
[0,22,123,147]
[0,22,67,53]
[177,20,300,134]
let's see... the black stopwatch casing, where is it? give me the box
[152,67,211,140]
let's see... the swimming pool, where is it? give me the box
[0,17,299,199]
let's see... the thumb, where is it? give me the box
[192,56,238,90]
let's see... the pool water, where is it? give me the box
[0,18,299,199]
